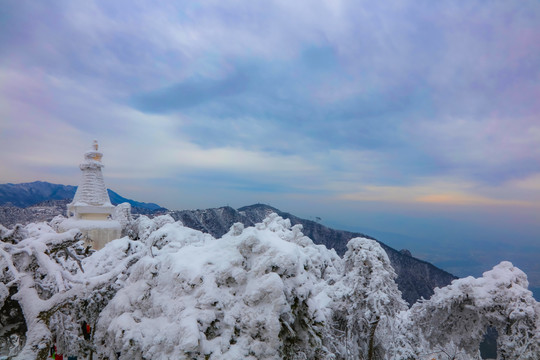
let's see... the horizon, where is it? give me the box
[2,179,540,298]
[1,1,539,288]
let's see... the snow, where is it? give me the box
[95,214,339,359]
[1,213,539,359]
[407,261,540,359]
[112,202,132,229]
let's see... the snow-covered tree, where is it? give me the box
[1,213,539,359]
[0,222,89,359]
[408,261,540,359]
[330,238,409,360]
[0,221,146,359]
[112,202,133,233]
[95,213,341,360]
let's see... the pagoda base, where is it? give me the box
[59,218,121,250]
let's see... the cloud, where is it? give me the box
[408,116,540,183]
[130,65,255,113]
[1,0,540,213]
[414,194,531,207]
[337,174,540,208]
[3,1,540,289]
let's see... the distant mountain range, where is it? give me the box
[0,181,164,211]
[0,181,456,306]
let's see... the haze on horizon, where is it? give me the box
[1,1,539,287]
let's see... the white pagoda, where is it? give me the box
[60,140,121,250]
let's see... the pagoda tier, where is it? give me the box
[67,140,114,220]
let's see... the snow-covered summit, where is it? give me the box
[1,214,539,359]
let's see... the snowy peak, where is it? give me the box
[169,206,255,236]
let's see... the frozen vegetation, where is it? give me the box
[1,213,539,359]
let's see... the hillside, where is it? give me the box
[2,213,537,359]
[1,181,455,305]
[168,204,457,305]
[0,181,165,215]
[0,181,77,207]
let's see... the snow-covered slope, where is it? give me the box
[1,214,539,359]
[1,200,456,307]
[170,204,457,305]
[1,188,454,308]
[0,200,71,227]
[100,214,341,359]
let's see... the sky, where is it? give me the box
[1,0,539,287]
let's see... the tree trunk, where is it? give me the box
[367,316,380,360]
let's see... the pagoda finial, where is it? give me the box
[84,140,103,162]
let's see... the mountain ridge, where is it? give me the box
[1,181,456,305]
[168,203,457,305]
[0,181,164,211]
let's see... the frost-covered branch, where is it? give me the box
[0,221,146,359]
[407,261,540,359]
[2,214,539,360]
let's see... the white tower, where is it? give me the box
[60,140,121,249]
